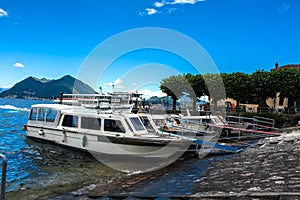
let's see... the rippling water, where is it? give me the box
[0,98,232,199]
[0,98,120,199]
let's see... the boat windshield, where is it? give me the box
[129,117,145,131]
[29,107,58,123]
[139,116,155,132]
[153,119,165,127]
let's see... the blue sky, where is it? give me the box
[0,0,299,96]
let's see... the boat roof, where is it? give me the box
[31,104,75,110]
[62,93,112,97]
[182,115,220,119]
[31,104,140,118]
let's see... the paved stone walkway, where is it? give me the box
[192,129,300,198]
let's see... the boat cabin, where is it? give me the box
[150,114,185,133]
[28,104,152,136]
[182,115,227,130]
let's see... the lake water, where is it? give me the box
[0,98,120,198]
[0,98,226,199]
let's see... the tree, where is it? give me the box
[270,68,300,108]
[202,73,226,111]
[160,75,196,111]
[184,73,208,109]
[250,70,272,106]
[222,72,251,106]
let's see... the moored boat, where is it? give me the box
[23,104,193,159]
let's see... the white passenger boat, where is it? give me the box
[182,114,227,131]
[24,104,193,159]
[149,114,225,136]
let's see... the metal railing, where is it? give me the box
[232,107,300,114]
[226,115,276,130]
[253,115,275,128]
[0,154,7,200]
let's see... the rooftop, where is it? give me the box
[273,63,300,71]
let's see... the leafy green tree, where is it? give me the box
[202,73,226,110]
[269,68,300,108]
[160,75,196,111]
[184,73,208,108]
[222,72,251,106]
[250,70,272,106]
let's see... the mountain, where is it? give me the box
[0,88,9,93]
[0,75,97,99]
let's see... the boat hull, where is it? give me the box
[25,125,191,159]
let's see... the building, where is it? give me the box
[268,63,300,112]
[272,62,300,71]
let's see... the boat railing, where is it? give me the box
[253,116,275,128]
[226,115,276,130]
[169,124,216,136]
[0,154,7,200]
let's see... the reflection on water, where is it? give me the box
[9,139,118,190]
[0,98,121,199]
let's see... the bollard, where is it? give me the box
[0,154,7,200]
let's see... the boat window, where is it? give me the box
[130,117,145,131]
[45,109,58,122]
[174,118,182,126]
[29,107,38,120]
[153,119,164,127]
[37,108,46,121]
[104,119,125,133]
[139,116,155,132]
[125,119,134,133]
[62,115,78,127]
[166,118,175,127]
[81,117,101,130]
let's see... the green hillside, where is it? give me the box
[0,75,96,99]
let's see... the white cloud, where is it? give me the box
[139,89,167,99]
[154,1,165,8]
[104,82,112,87]
[0,83,14,88]
[146,8,158,15]
[0,8,8,17]
[13,62,25,68]
[103,78,124,91]
[168,0,205,5]
[113,78,123,85]
[115,85,124,89]
[141,0,204,16]
[104,78,122,86]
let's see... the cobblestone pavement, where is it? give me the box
[192,130,300,199]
